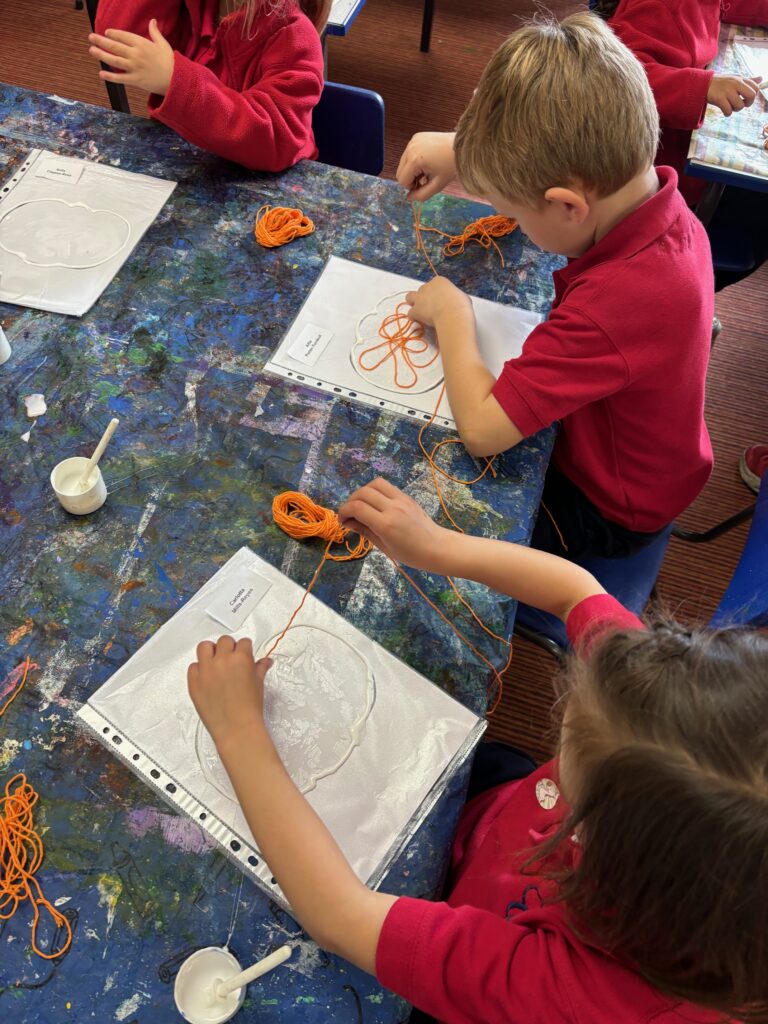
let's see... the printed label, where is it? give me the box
[206,569,272,631]
[287,323,333,367]
[35,159,85,185]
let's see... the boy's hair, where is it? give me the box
[545,621,768,1021]
[454,12,659,207]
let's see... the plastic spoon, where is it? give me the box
[77,417,119,492]
[209,944,291,1006]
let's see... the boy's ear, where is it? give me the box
[543,186,591,225]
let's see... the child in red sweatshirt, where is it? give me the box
[598,0,767,288]
[87,0,328,172]
[187,476,768,1024]
[598,0,765,205]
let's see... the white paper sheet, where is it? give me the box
[265,256,542,430]
[77,548,484,907]
[0,150,176,316]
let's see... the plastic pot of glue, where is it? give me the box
[50,457,107,515]
[174,944,292,1024]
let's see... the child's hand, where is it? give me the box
[706,74,761,116]
[187,637,273,750]
[396,132,457,201]
[404,277,473,329]
[339,478,448,572]
[88,19,175,96]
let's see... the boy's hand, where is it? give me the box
[706,74,761,116]
[339,478,448,572]
[404,277,473,329]
[187,637,273,750]
[396,132,457,201]
[88,19,175,96]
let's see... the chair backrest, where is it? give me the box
[710,474,768,628]
[311,81,385,177]
[515,525,673,649]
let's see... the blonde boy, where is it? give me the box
[399,14,713,559]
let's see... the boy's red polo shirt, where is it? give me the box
[492,167,713,533]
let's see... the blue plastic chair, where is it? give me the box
[514,525,674,656]
[710,473,768,627]
[312,81,385,177]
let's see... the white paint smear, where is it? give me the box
[23,393,47,417]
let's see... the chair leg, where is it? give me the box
[420,0,435,52]
[672,502,755,543]
[512,622,567,665]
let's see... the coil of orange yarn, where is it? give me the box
[0,772,73,959]
[254,204,315,248]
[270,491,509,711]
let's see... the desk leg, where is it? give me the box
[420,0,435,52]
[322,30,329,78]
[695,181,725,229]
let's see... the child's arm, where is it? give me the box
[721,1,767,27]
[339,478,605,620]
[94,0,184,48]
[186,481,601,976]
[396,132,458,201]
[90,17,323,172]
[405,278,524,457]
[188,641,397,974]
[609,4,759,126]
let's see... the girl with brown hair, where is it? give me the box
[188,476,768,1024]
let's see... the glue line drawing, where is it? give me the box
[351,291,444,395]
[0,197,132,270]
[195,625,376,800]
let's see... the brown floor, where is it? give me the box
[2,0,767,763]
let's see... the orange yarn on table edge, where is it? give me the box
[0,657,73,960]
[254,205,315,248]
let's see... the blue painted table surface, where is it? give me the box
[0,83,560,1024]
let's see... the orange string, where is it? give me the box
[0,773,73,959]
[266,493,372,658]
[0,656,32,718]
[413,203,517,272]
[270,491,509,712]
[356,302,439,390]
[254,205,315,249]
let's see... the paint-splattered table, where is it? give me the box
[0,83,560,1024]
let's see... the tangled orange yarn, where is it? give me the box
[356,302,439,390]
[413,203,517,274]
[0,772,73,959]
[254,205,315,248]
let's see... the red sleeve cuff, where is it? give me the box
[491,367,550,438]
[566,594,645,653]
[376,897,433,1001]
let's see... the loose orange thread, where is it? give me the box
[413,202,517,273]
[270,492,509,713]
[356,303,439,390]
[0,657,32,719]
[254,205,315,248]
[0,773,73,959]
[266,493,372,658]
